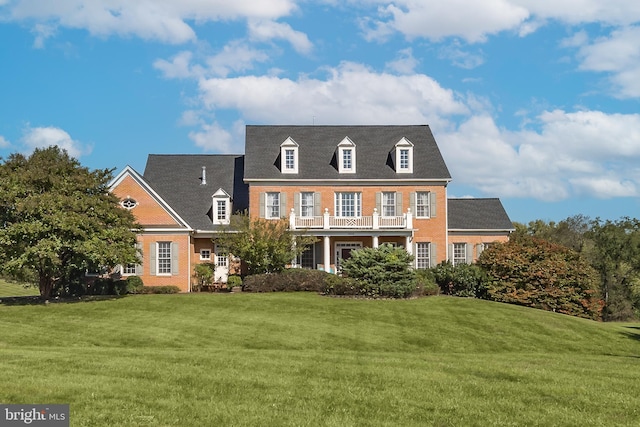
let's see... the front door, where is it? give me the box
[335,242,362,271]
[214,244,229,283]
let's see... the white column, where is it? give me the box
[406,236,412,254]
[406,207,413,229]
[372,235,379,248]
[323,236,331,273]
[289,208,296,230]
[323,208,330,230]
[372,208,379,230]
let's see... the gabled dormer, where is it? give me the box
[394,137,414,174]
[212,188,231,225]
[337,136,356,174]
[280,137,299,174]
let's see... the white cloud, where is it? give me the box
[438,43,485,69]
[0,135,10,148]
[248,19,313,55]
[21,126,92,158]
[3,0,298,44]
[154,51,200,79]
[385,48,418,75]
[205,41,270,77]
[197,61,468,129]
[188,121,235,153]
[438,110,640,201]
[573,26,640,98]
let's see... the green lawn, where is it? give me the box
[1,293,639,426]
[0,278,39,297]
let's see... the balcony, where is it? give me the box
[289,208,413,231]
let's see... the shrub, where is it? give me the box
[432,262,488,298]
[137,285,181,294]
[226,275,243,289]
[193,263,215,292]
[414,269,439,297]
[322,275,363,297]
[339,244,416,298]
[125,275,144,294]
[243,269,332,293]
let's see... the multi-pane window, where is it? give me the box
[399,149,410,170]
[158,242,172,274]
[266,192,280,218]
[285,149,295,170]
[453,243,467,266]
[416,192,430,218]
[300,192,314,217]
[123,264,137,275]
[342,149,352,170]
[382,192,396,217]
[335,192,361,217]
[416,243,430,269]
[216,200,227,221]
[216,248,228,268]
[200,249,211,261]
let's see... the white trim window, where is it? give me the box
[212,188,231,225]
[335,192,361,217]
[266,192,280,218]
[280,137,299,174]
[453,243,467,266]
[157,242,172,274]
[216,248,228,268]
[297,245,315,269]
[416,243,430,269]
[394,137,414,173]
[416,192,430,218]
[122,264,137,275]
[337,137,356,174]
[216,200,227,221]
[300,192,314,217]
[200,249,211,261]
[382,192,396,217]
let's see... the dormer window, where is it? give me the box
[280,137,299,174]
[337,137,356,174]
[394,137,414,173]
[212,188,231,225]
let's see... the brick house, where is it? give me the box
[110,125,513,291]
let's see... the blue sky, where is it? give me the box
[1,1,639,224]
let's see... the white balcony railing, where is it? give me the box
[289,208,413,231]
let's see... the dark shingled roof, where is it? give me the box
[448,198,514,230]
[244,125,451,181]
[143,154,248,231]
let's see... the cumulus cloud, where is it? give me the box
[248,20,313,55]
[385,48,418,75]
[197,61,468,128]
[188,120,241,153]
[573,26,640,98]
[438,110,640,201]
[2,0,298,44]
[21,126,92,158]
[0,135,10,148]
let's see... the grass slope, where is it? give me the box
[0,278,39,297]
[1,293,639,426]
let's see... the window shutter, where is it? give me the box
[430,243,437,267]
[430,192,437,217]
[171,242,179,275]
[259,192,265,218]
[409,192,416,214]
[135,242,143,275]
[294,192,300,215]
[314,192,322,216]
[375,192,381,213]
[476,243,484,259]
[448,243,453,262]
[466,243,473,264]
[396,192,402,215]
[149,243,156,275]
[280,193,287,217]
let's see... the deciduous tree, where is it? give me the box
[0,147,139,298]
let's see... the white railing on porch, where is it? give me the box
[289,208,413,230]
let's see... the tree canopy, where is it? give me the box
[0,146,139,298]
[216,215,317,276]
